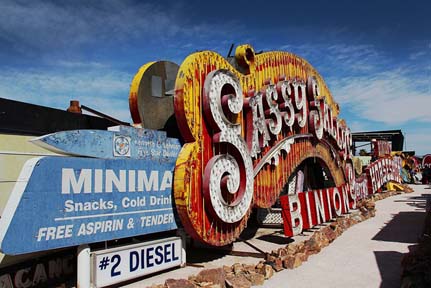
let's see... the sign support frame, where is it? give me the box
[77,244,91,288]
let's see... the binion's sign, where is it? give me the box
[281,156,402,236]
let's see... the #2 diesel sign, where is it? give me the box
[92,237,183,287]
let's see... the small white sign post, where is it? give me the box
[77,244,91,288]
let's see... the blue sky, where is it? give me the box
[0,0,430,155]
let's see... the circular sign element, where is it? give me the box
[114,136,130,156]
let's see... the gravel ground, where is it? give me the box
[123,185,429,288]
[262,185,429,288]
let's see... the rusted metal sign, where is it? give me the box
[372,140,392,158]
[126,44,402,246]
[281,156,402,237]
[168,45,352,246]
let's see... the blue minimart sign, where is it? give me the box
[0,129,181,255]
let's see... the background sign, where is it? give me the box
[0,249,75,288]
[92,237,183,287]
[422,154,431,168]
[0,135,181,254]
[31,126,180,160]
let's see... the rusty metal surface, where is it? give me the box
[129,61,179,129]
[171,45,350,246]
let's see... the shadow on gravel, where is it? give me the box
[393,194,431,210]
[372,211,426,243]
[373,194,429,244]
[185,244,231,264]
[256,234,294,245]
[239,224,260,240]
[185,224,274,264]
[374,251,404,288]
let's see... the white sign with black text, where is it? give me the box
[91,237,183,287]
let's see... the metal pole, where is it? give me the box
[81,105,130,126]
[77,244,91,288]
[176,228,187,267]
[404,132,407,151]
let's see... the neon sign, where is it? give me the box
[125,44,403,246]
[171,45,353,246]
[281,156,401,236]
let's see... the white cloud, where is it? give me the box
[409,50,427,60]
[0,67,133,122]
[345,121,371,132]
[0,0,244,59]
[277,43,383,74]
[0,0,183,51]
[329,68,431,125]
[55,61,109,69]
[327,44,381,72]
[405,131,431,156]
